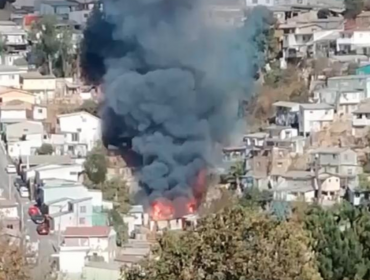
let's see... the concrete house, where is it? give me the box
[0,88,34,104]
[273,170,342,203]
[273,171,315,203]
[243,132,268,150]
[0,21,28,56]
[59,226,117,274]
[47,197,93,232]
[352,102,370,136]
[273,101,300,127]
[327,75,370,98]
[310,147,359,177]
[0,197,20,233]
[336,29,370,55]
[5,120,44,158]
[264,126,305,154]
[57,111,101,152]
[20,72,56,103]
[315,88,365,116]
[25,163,83,183]
[39,0,79,20]
[0,65,26,88]
[299,103,335,136]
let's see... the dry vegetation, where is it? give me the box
[247,66,309,130]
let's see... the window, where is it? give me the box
[79,217,86,225]
[10,75,15,80]
[6,224,13,229]
[80,206,86,213]
[348,169,353,175]
[0,98,3,103]
[252,0,258,4]
[71,133,79,142]
[38,108,43,113]
[70,171,78,175]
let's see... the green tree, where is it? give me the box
[108,209,128,246]
[84,142,107,185]
[304,204,370,280]
[36,143,54,155]
[225,161,245,195]
[125,206,322,280]
[102,177,131,214]
[29,15,75,77]
[359,174,370,191]
[29,15,60,75]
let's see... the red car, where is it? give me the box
[28,205,40,216]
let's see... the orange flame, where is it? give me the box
[150,200,174,221]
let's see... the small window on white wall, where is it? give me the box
[79,217,86,225]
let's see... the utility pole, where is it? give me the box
[8,174,11,200]
[314,154,322,204]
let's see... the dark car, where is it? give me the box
[36,223,49,235]
[31,214,45,225]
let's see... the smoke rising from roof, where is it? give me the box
[81,0,272,203]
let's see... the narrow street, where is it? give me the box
[0,142,57,279]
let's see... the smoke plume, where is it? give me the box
[81,0,273,207]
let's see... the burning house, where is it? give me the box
[80,0,272,220]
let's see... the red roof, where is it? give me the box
[64,226,111,237]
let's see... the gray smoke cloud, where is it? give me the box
[83,0,273,203]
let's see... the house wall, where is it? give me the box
[243,136,265,148]
[0,109,26,120]
[0,72,21,88]
[0,91,35,104]
[8,139,42,158]
[33,106,47,120]
[50,200,93,232]
[58,113,101,151]
[321,176,340,192]
[38,165,83,182]
[59,247,89,273]
[299,108,334,135]
[0,205,18,218]
[42,185,90,204]
[22,78,56,91]
[328,76,370,94]
[82,265,121,280]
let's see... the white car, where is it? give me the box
[5,164,16,174]
[19,187,29,198]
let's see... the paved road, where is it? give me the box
[0,143,57,279]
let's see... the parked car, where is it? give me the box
[19,186,29,198]
[14,177,26,189]
[36,222,49,235]
[5,164,16,174]
[28,205,40,217]
[31,214,45,225]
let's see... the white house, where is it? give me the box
[24,164,83,183]
[57,111,101,152]
[299,103,335,136]
[0,65,26,88]
[48,197,93,232]
[20,72,56,104]
[315,88,365,116]
[243,132,268,150]
[0,21,28,56]
[337,30,370,55]
[352,102,370,136]
[264,126,305,154]
[59,226,117,274]
[0,198,20,232]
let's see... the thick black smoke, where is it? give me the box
[81,0,273,202]
[0,0,14,9]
